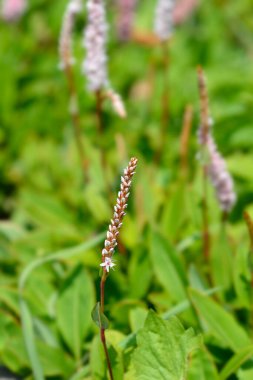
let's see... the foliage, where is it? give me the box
[0,0,253,379]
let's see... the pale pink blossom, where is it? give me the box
[59,0,82,70]
[83,0,109,91]
[100,257,116,272]
[173,0,198,24]
[116,0,137,41]
[1,0,27,22]
[154,0,176,41]
[198,119,236,213]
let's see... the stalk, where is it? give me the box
[202,165,210,261]
[99,273,114,380]
[197,66,211,262]
[97,158,138,379]
[156,41,170,163]
[180,104,193,178]
[59,0,88,183]
[64,64,88,183]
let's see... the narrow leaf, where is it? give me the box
[189,288,251,352]
[220,346,253,380]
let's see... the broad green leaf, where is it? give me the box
[131,311,200,380]
[90,335,107,380]
[149,230,187,302]
[188,347,219,380]
[129,307,148,332]
[220,346,253,380]
[56,266,95,360]
[238,366,253,380]
[189,288,251,352]
[37,342,75,377]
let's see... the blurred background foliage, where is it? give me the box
[0,0,253,379]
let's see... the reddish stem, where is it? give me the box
[100,273,114,380]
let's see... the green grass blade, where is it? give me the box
[220,346,253,380]
[19,297,44,380]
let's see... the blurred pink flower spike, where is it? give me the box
[100,257,116,272]
[173,0,198,24]
[116,0,137,41]
[1,0,27,22]
[83,0,109,92]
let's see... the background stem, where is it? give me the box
[64,64,88,183]
[202,165,210,261]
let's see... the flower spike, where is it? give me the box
[100,158,138,272]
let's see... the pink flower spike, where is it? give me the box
[1,0,27,22]
[100,257,116,273]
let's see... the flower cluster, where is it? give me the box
[59,0,82,70]
[154,0,175,41]
[1,0,27,22]
[173,0,198,25]
[197,68,236,213]
[206,134,236,213]
[116,0,137,41]
[100,157,138,272]
[83,0,109,91]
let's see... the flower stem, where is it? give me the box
[202,165,210,262]
[156,41,170,164]
[64,64,88,183]
[180,104,193,178]
[95,90,113,203]
[100,273,114,380]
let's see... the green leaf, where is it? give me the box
[149,230,187,302]
[19,232,105,290]
[90,335,107,380]
[210,230,233,295]
[56,266,95,360]
[37,342,75,377]
[189,288,251,352]
[131,310,200,380]
[129,307,148,332]
[91,302,110,330]
[188,347,219,380]
[161,183,186,240]
[69,366,90,380]
[220,346,253,380]
[233,246,252,308]
[128,246,152,299]
[19,298,45,380]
